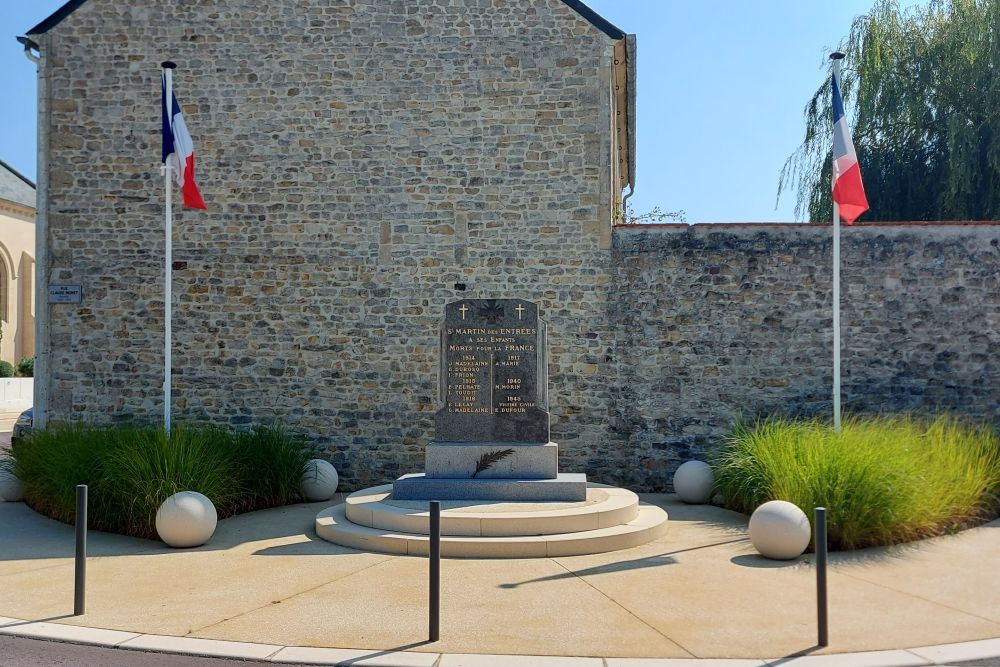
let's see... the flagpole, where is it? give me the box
[830,52,844,433]
[162,61,176,436]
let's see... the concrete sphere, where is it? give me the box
[300,459,339,502]
[673,460,714,504]
[0,469,23,502]
[749,500,811,560]
[155,491,217,548]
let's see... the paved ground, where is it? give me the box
[3,634,1000,667]
[0,635,331,667]
[2,489,1000,664]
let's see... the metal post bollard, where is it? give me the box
[75,484,88,616]
[815,507,828,647]
[429,500,440,642]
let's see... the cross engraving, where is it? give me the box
[458,304,469,320]
[515,304,526,320]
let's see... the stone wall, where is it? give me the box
[37,0,622,488]
[608,223,1000,491]
[36,2,1000,493]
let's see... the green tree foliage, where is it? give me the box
[780,0,1000,222]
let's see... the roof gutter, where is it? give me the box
[625,34,636,195]
[611,34,636,209]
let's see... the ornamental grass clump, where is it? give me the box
[713,415,1000,550]
[11,423,310,539]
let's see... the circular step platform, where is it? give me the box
[315,483,668,558]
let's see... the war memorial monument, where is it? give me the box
[316,299,669,557]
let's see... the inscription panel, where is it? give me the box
[435,299,549,443]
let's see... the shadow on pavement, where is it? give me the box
[0,614,75,628]
[0,499,344,562]
[499,538,749,588]
[767,645,824,665]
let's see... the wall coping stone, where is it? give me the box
[616,221,1000,229]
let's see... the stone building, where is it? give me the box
[20,1,1000,492]
[0,159,36,366]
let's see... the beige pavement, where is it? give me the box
[1,493,999,662]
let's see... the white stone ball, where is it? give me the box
[0,469,23,502]
[155,491,217,548]
[673,460,714,504]
[300,459,339,502]
[749,500,811,560]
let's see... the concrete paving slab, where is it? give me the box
[119,633,281,659]
[438,654,603,666]
[0,503,393,636]
[549,515,1000,658]
[269,645,442,666]
[832,524,1000,625]
[909,638,1000,664]
[1,494,1000,662]
[0,502,159,576]
[760,649,932,666]
[197,553,691,658]
[0,617,140,647]
[607,660,766,667]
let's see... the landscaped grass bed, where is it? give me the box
[712,415,1000,550]
[9,424,310,539]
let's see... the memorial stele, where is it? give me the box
[392,298,587,501]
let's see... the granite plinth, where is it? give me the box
[392,472,587,501]
[425,442,558,479]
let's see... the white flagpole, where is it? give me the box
[833,202,842,432]
[831,52,844,432]
[162,61,176,436]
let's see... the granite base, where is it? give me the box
[391,472,587,501]
[425,442,558,479]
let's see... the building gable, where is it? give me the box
[27,0,625,39]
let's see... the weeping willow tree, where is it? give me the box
[780,0,1000,222]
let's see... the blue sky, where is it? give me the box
[1,1,911,222]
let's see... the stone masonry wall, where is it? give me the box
[39,0,622,489]
[38,2,1000,493]
[609,223,1000,491]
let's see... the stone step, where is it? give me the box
[344,483,640,537]
[315,497,669,559]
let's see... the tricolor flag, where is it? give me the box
[161,74,207,210]
[831,68,868,223]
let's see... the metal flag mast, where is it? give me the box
[162,60,176,435]
[830,51,844,433]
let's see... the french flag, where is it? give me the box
[831,68,868,223]
[161,73,207,210]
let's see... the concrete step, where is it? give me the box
[344,483,640,537]
[315,493,668,559]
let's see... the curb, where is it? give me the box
[3,616,1000,666]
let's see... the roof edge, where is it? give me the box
[29,0,627,41]
[0,159,37,190]
[26,0,90,35]
[560,0,626,40]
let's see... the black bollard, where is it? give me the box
[815,507,828,647]
[429,500,440,642]
[75,485,88,616]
